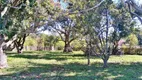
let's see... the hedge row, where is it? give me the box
[121,47,142,55]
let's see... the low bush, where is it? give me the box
[56,41,65,50]
[121,45,142,55]
[71,40,86,51]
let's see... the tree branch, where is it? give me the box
[128,0,142,14]
[56,30,65,41]
[1,7,8,17]
[69,36,78,43]
[67,0,105,14]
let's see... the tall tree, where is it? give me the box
[64,0,140,67]
[46,14,82,52]
[44,35,59,51]
[70,0,113,67]
[0,0,36,68]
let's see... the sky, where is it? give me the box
[54,0,67,9]
[113,0,142,4]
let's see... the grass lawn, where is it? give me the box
[0,51,142,80]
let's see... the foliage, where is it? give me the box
[46,14,82,52]
[127,33,138,46]
[71,40,86,51]
[24,33,60,50]
[24,35,37,46]
[121,44,142,55]
[56,41,65,50]
[44,35,59,47]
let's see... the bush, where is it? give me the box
[56,41,65,50]
[121,45,142,55]
[24,36,37,46]
[71,40,86,51]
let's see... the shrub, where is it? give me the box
[56,41,65,50]
[121,45,142,55]
[71,40,86,51]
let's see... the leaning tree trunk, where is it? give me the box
[15,46,23,54]
[14,34,26,54]
[63,43,72,52]
[0,35,8,68]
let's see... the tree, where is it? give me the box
[66,0,111,67]
[127,33,138,54]
[64,0,142,68]
[0,0,37,68]
[24,34,37,51]
[14,34,28,53]
[46,15,82,52]
[0,0,24,68]
[44,35,59,51]
[110,6,136,55]
[71,39,86,51]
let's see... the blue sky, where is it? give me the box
[55,0,142,10]
[113,0,142,5]
[54,0,67,9]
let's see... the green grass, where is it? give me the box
[0,51,142,80]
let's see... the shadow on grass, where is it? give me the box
[2,51,142,80]
[7,51,88,61]
[1,61,142,80]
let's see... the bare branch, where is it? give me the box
[56,30,65,41]
[54,28,66,34]
[131,12,142,24]
[10,3,26,9]
[1,7,8,17]
[128,0,142,14]
[69,36,78,43]
[66,0,105,14]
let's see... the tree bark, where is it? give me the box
[87,47,90,66]
[63,32,73,52]
[0,34,8,68]
[63,43,72,52]
[15,45,22,54]
[103,58,108,68]
[14,34,26,54]
[112,43,118,55]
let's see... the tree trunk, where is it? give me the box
[112,44,118,55]
[0,35,8,68]
[102,56,109,68]
[87,48,90,66]
[49,45,55,51]
[63,43,72,52]
[103,59,108,68]
[17,47,22,54]
[14,34,26,54]
[15,43,23,54]
[102,8,109,68]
